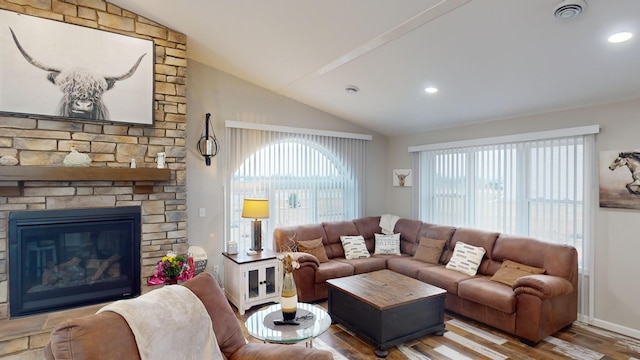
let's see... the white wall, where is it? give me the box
[387,98,640,337]
[186,60,387,283]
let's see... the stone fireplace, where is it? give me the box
[0,1,188,357]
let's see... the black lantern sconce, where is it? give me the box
[197,113,219,166]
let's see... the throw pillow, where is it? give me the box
[374,233,401,255]
[413,237,446,264]
[297,238,329,263]
[490,260,545,286]
[445,241,486,276]
[340,235,370,259]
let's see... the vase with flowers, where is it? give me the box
[279,252,300,322]
[147,251,195,286]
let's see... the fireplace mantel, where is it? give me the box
[0,167,171,195]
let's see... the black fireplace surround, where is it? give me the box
[9,206,141,317]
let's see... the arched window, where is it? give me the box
[226,122,370,252]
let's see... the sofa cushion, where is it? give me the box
[374,233,401,255]
[413,237,446,264]
[446,241,486,276]
[340,235,370,259]
[273,223,326,252]
[458,277,517,313]
[323,221,358,258]
[394,218,423,254]
[353,216,382,240]
[387,256,437,279]
[297,238,329,263]
[336,257,387,274]
[490,260,545,286]
[441,228,499,274]
[315,260,355,283]
[417,265,474,294]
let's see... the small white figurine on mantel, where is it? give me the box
[0,155,18,166]
[63,147,91,167]
[130,158,136,168]
[157,152,166,169]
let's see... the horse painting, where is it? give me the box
[608,152,640,194]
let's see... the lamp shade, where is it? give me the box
[241,199,269,219]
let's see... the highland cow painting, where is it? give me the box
[600,150,640,209]
[0,10,154,125]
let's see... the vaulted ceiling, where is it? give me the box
[109,0,640,136]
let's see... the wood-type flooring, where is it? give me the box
[239,301,640,360]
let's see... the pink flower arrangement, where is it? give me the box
[147,251,194,285]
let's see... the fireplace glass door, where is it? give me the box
[9,207,141,317]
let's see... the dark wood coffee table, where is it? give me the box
[327,269,446,357]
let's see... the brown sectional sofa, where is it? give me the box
[274,216,578,345]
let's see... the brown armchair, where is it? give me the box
[44,272,332,359]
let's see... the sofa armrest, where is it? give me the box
[231,342,332,360]
[513,274,573,299]
[292,252,320,270]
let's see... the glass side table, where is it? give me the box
[245,302,331,347]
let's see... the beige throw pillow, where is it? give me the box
[340,235,370,259]
[413,237,446,264]
[490,259,545,286]
[445,241,486,276]
[297,238,329,263]
[374,233,401,255]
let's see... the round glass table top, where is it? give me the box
[245,302,331,344]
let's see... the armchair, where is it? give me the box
[44,272,332,359]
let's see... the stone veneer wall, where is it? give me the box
[0,0,188,339]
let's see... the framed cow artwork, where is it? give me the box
[0,10,154,125]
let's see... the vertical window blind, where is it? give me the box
[226,122,369,252]
[410,126,598,318]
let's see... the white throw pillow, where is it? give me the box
[340,235,370,259]
[374,233,401,255]
[445,241,486,276]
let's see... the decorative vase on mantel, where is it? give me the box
[165,276,178,285]
[280,272,298,321]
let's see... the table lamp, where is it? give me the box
[242,198,269,252]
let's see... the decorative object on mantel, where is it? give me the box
[197,113,220,166]
[277,252,300,324]
[130,158,136,168]
[63,147,91,167]
[156,152,166,169]
[147,251,195,285]
[0,156,18,166]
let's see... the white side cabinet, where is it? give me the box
[223,249,281,315]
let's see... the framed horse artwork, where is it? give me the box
[600,150,640,209]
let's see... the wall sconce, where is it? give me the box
[241,198,269,252]
[197,113,219,166]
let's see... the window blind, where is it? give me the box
[226,122,369,252]
[412,127,598,319]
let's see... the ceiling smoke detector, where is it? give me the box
[554,0,587,19]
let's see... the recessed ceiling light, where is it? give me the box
[425,87,438,94]
[608,32,633,43]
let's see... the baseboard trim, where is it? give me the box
[579,316,640,340]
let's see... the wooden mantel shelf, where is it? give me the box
[0,166,171,195]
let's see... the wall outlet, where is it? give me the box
[213,265,219,274]
[199,208,205,217]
